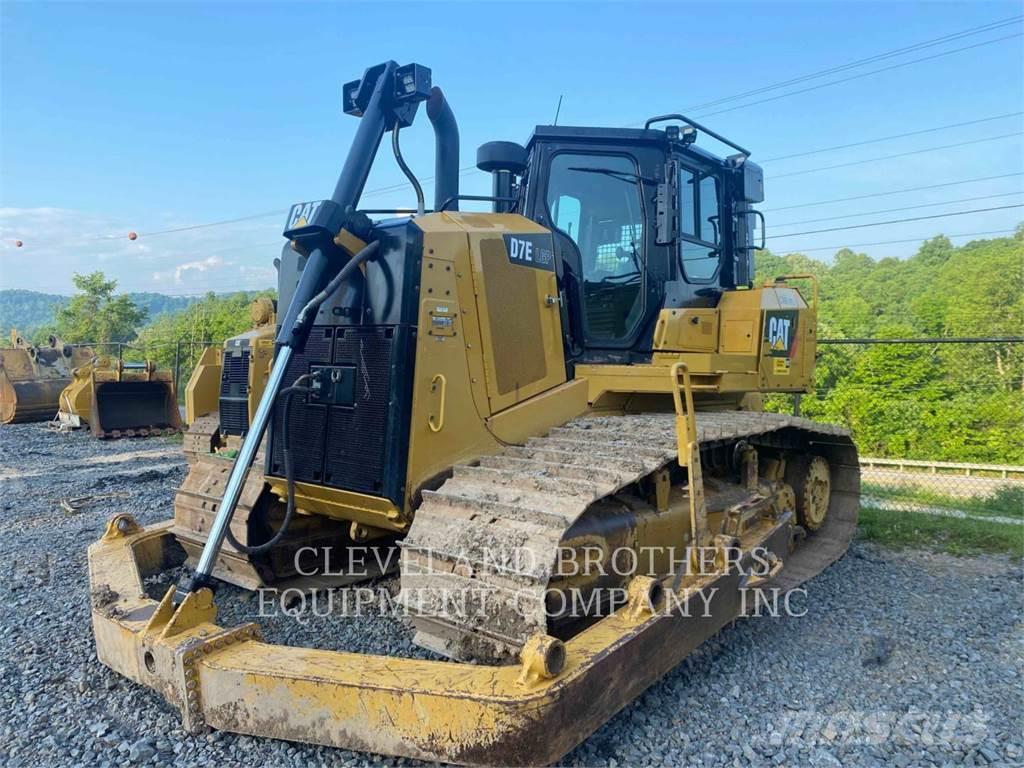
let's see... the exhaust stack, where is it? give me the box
[426,86,460,211]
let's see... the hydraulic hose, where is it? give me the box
[292,240,380,338]
[392,122,425,216]
[223,381,308,555]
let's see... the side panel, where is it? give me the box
[757,286,813,391]
[405,225,504,504]
[185,346,222,425]
[405,213,574,505]
[467,222,566,413]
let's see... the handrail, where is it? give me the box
[861,457,1024,479]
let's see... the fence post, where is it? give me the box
[173,340,182,396]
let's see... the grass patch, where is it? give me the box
[858,506,1024,556]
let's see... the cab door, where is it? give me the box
[540,151,649,352]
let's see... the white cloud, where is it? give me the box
[153,255,229,284]
[0,207,282,295]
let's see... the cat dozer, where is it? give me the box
[88,62,860,765]
[0,330,91,423]
[59,356,182,438]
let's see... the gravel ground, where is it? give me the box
[1,422,1022,768]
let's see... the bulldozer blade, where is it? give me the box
[91,380,182,439]
[90,508,798,766]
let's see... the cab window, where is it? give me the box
[679,166,721,283]
[546,153,645,342]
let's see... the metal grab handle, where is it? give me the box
[428,374,446,432]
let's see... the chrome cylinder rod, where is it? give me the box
[189,346,294,589]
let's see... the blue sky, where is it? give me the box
[1,1,1021,294]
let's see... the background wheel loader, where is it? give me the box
[57,356,181,438]
[88,61,860,766]
[0,330,91,423]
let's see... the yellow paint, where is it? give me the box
[88,512,792,765]
[485,378,588,444]
[184,346,222,425]
[653,308,719,352]
[266,480,409,531]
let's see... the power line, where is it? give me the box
[694,33,1023,121]
[12,22,1022,250]
[772,133,1023,180]
[770,228,1016,253]
[766,204,1024,238]
[760,112,1023,163]
[763,173,1024,212]
[136,211,287,238]
[674,16,1024,114]
[772,192,1024,228]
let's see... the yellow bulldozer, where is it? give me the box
[0,330,92,424]
[57,355,182,438]
[87,62,859,765]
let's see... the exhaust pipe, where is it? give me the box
[426,86,460,211]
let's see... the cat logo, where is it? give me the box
[502,233,555,272]
[769,318,790,351]
[285,201,323,232]
[764,310,798,357]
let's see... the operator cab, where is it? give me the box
[483,119,764,364]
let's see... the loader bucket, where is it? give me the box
[0,334,83,424]
[90,369,182,438]
[0,369,68,423]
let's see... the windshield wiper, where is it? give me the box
[567,167,657,185]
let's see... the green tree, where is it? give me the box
[134,290,276,382]
[53,272,147,344]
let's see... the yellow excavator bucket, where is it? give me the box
[58,356,182,438]
[90,361,182,438]
[0,330,91,424]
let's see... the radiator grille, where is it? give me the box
[219,350,251,435]
[267,327,401,496]
[323,327,393,494]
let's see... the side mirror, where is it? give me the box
[655,161,678,246]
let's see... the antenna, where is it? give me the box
[553,94,563,126]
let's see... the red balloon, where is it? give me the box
[128,231,138,241]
